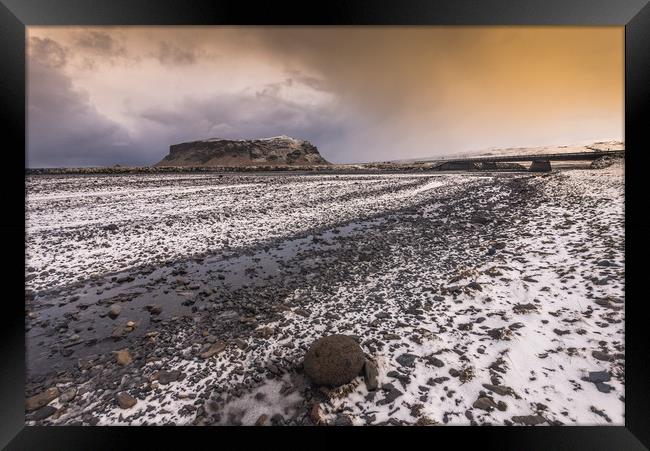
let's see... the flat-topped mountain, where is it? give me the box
[155,135,329,167]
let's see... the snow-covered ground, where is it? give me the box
[25,163,624,426]
[26,173,473,293]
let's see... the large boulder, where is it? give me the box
[303,335,365,386]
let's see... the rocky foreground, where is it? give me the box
[25,162,624,425]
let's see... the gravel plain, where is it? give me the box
[25,164,624,426]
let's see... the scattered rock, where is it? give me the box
[26,387,59,412]
[294,308,310,318]
[59,388,77,403]
[363,360,379,391]
[115,392,137,409]
[587,371,611,383]
[396,353,418,368]
[511,415,546,426]
[200,341,226,359]
[146,304,163,315]
[466,281,482,291]
[309,404,321,425]
[473,396,498,411]
[482,384,515,397]
[595,382,614,393]
[115,349,132,366]
[470,215,490,225]
[377,384,403,406]
[28,405,57,421]
[158,370,182,385]
[423,355,445,368]
[108,304,122,319]
[592,350,615,362]
[513,303,537,314]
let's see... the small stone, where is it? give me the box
[294,308,310,317]
[481,384,514,397]
[363,360,379,391]
[595,382,614,393]
[396,353,418,368]
[334,414,353,426]
[147,304,162,315]
[592,351,615,362]
[424,356,445,368]
[470,215,490,225]
[375,383,403,406]
[115,392,137,409]
[108,304,121,319]
[473,396,498,411]
[115,349,132,366]
[158,370,182,385]
[234,338,248,350]
[587,371,611,383]
[28,405,57,421]
[511,415,546,426]
[309,404,321,425]
[26,387,59,412]
[200,341,226,359]
[59,388,77,403]
[466,281,482,291]
[255,414,268,426]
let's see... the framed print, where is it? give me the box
[1,0,649,449]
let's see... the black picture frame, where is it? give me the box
[2,0,649,449]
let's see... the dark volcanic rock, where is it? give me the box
[28,405,57,421]
[473,396,498,411]
[303,335,365,386]
[158,370,182,385]
[363,360,379,391]
[156,136,329,167]
[396,353,418,368]
[512,414,546,425]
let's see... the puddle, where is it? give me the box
[26,216,385,378]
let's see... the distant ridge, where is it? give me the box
[389,141,624,164]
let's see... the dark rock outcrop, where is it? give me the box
[155,135,329,167]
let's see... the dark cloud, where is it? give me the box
[27,55,139,167]
[27,27,623,166]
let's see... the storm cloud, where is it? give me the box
[27,27,624,167]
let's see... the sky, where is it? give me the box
[26,26,624,167]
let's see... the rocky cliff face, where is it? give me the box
[155,136,329,167]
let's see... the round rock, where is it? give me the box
[303,335,365,386]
